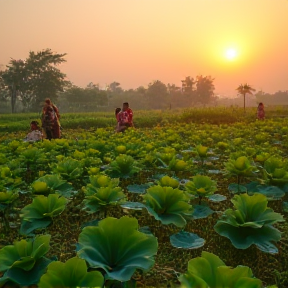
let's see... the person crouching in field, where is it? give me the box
[24,121,42,142]
[119,102,134,131]
[257,102,265,120]
[115,107,125,132]
[41,98,61,140]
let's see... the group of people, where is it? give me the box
[115,102,134,132]
[24,99,264,142]
[24,98,61,142]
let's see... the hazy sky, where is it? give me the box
[1,0,287,96]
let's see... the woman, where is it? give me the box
[41,98,61,139]
[257,102,265,120]
[24,121,42,142]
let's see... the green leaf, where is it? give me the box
[170,231,205,249]
[38,257,104,288]
[77,216,158,282]
[214,193,284,253]
[228,183,247,194]
[143,185,193,227]
[179,251,262,288]
[192,205,214,219]
[127,183,152,194]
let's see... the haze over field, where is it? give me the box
[0,0,287,97]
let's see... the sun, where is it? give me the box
[225,48,237,60]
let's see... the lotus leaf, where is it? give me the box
[158,175,179,188]
[185,175,217,198]
[32,174,76,198]
[83,186,126,213]
[38,257,104,288]
[143,185,193,227]
[0,190,18,205]
[225,156,257,177]
[20,194,67,234]
[180,251,262,288]
[108,154,142,178]
[53,158,83,180]
[77,216,158,281]
[263,157,288,185]
[0,235,52,286]
[214,193,284,253]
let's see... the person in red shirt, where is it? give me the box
[116,102,134,132]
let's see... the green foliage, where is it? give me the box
[225,156,257,177]
[0,235,52,286]
[53,158,83,181]
[77,216,158,281]
[108,155,142,178]
[158,175,179,188]
[214,193,284,253]
[0,190,18,205]
[168,157,189,172]
[180,251,262,288]
[185,175,217,198]
[83,186,126,213]
[196,145,209,158]
[20,194,67,234]
[143,185,193,227]
[32,174,76,198]
[38,257,104,288]
[263,157,288,185]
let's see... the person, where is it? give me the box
[41,98,61,140]
[24,121,43,142]
[118,102,133,132]
[257,102,265,120]
[115,107,124,132]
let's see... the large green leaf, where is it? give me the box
[214,193,284,253]
[179,251,262,288]
[0,235,51,272]
[0,235,51,287]
[143,185,193,227]
[38,257,104,288]
[83,186,126,213]
[77,216,158,282]
[21,194,67,220]
[185,175,217,197]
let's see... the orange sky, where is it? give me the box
[0,0,287,97]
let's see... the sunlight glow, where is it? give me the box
[225,48,237,60]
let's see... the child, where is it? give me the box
[115,108,126,132]
[257,102,265,120]
[24,121,43,142]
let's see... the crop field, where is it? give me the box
[0,110,288,288]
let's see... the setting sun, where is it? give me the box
[225,48,237,60]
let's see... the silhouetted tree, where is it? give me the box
[236,83,255,112]
[1,59,27,113]
[181,76,195,94]
[195,75,215,105]
[146,80,168,109]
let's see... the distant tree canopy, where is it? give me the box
[0,49,68,112]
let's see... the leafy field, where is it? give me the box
[1,106,288,133]
[0,114,288,288]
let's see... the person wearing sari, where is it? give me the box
[41,98,61,139]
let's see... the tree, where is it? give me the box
[25,49,68,110]
[1,49,68,112]
[108,81,123,93]
[236,83,256,112]
[181,76,195,94]
[146,80,168,109]
[195,75,215,105]
[1,59,27,113]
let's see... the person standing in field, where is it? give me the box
[257,102,265,120]
[41,98,61,139]
[115,107,125,132]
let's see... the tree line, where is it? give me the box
[1,48,286,114]
[0,49,216,113]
